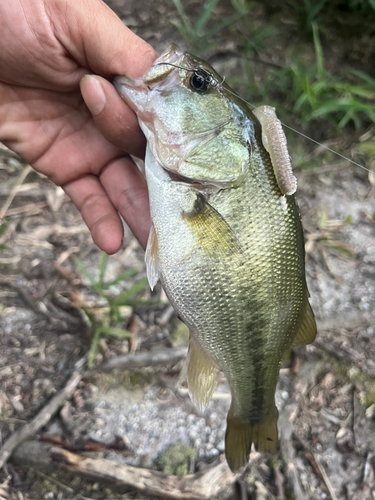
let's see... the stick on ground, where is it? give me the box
[86,347,187,376]
[0,367,83,470]
[278,404,305,500]
[11,441,234,500]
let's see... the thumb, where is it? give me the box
[80,74,146,159]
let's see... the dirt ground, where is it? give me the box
[0,1,375,499]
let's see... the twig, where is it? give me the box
[11,441,234,500]
[314,340,375,378]
[312,454,338,500]
[157,305,175,327]
[363,452,373,484]
[0,165,32,220]
[278,405,305,500]
[6,201,47,216]
[316,312,375,331]
[85,347,187,377]
[236,479,248,500]
[273,462,285,500]
[35,470,74,494]
[255,480,277,500]
[0,363,84,470]
[0,281,50,318]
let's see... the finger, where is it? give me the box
[63,174,124,254]
[99,156,151,250]
[54,0,157,79]
[80,75,146,159]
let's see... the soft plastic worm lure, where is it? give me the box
[252,105,297,196]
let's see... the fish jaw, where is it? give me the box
[113,44,184,117]
[113,76,148,115]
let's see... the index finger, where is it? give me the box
[51,0,157,78]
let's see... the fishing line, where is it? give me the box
[222,86,374,175]
[156,61,374,175]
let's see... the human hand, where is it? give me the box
[0,0,157,252]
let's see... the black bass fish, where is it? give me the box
[114,44,316,471]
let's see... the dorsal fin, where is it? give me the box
[292,299,317,347]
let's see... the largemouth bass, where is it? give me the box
[114,44,317,471]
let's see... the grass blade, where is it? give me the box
[100,327,132,338]
[73,256,106,298]
[123,299,165,306]
[312,22,324,80]
[88,327,101,368]
[351,69,375,88]
[195,0,220,34]
[114,277,149,305]
[103,268,139,289]
[0,220,11,237]
[203,13,242,39]
[170,0,192,30]
[73,256,97,288]
[98,252,108,288]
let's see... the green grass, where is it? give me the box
[239,23,375,133]
[73,252,159,368]
[170,1,375,134]
[287,0,375,36]
[289,24,375,129]
[0,219,11,251]
[158,445,196,476]
[170,0,242,54]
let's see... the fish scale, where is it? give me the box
[115,43,316,471]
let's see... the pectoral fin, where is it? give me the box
[183,194,242,258]
[253,105,297,196]
[187,333,219,412]
[145,224,160,291]
[292,299,317,347]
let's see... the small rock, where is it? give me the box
[321,373,335,389]
[365,403,375,420]
[336,427,354,453]
[10,395,24,413]
[217,440,225,452]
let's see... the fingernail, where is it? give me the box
[81,75,106,116]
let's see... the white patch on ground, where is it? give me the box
[86,383,231,467]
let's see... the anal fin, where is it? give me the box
[292,299,317,347]
[187,333,219,412]
[145,224,159,291]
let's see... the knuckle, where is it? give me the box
[117,186,149,214]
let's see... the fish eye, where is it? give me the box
[190,72,210,93]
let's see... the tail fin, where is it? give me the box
[225,405,278,472]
